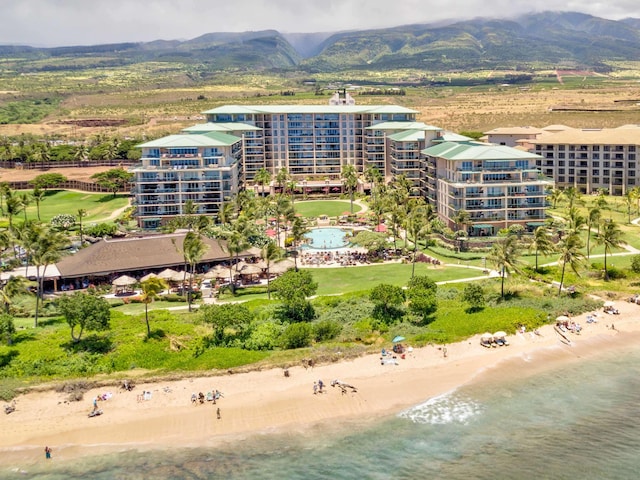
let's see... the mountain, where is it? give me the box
[0,31,300,71]
[1,12,640,74]
[302,11,640,71]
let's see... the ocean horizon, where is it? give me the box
[4,337,640,480]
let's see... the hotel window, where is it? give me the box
[558,145,565,151]
[630,146,636,152]
[592,146,600,151]
[593,161,599,167]
[558,153,565,159]
[593,170,599,176]
[593,154,599,160]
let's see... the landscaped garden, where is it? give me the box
[1,181,640,399]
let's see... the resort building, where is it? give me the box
[529,126,640,195]
[132,95,554,230]
[422,141,550,236]
[484,125,640,195]
[133,131,243,229]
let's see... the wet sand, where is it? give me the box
[1,302,638,467]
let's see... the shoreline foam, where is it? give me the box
[1,302,638,468]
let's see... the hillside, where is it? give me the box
[1,11,640,75]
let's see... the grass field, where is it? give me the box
[1,190,130,224]
[294,200,363,218]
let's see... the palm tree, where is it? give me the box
[594,189,608,210]
[32,187,46,221]
[557,232,585,295]
[261,241,283,299]
[567,206,586,235]
[453,209,471,234]
[20,223,67,327]
[341,164,359,213]
[215,221,250,295]
[77,208,87,244]
[5,191,23,230]
[548,187,564,209]
[272,195,293,247]
[563,186,582,209]
[488,235,523,299]
[622,190,634,224]
[0,275,31,314]
[0,182,10,216]
[182,232,208,311]
[275,168,290,193]
[19,192,31,222]
[140,277,169,337]
[529,226,555,272]
[404,199,430,278]
[586,207,601,258]
[289,216,308,270]
[632,186,640,215]
[286,180,297,206]
[594,219,623,281]
[73,143,89,162]
[254,168,271,197]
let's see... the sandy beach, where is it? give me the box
[2,300,639,467]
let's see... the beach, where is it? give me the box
[1,301,638,469]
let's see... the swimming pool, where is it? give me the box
[302,227,351,250]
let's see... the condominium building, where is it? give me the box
[485,125,640,195]
[132,95,554,229]
[134,93,420,226]
[133,131,243,229]
[422,141,550,236]
[530,126,640,195]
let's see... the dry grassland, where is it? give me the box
[0,78,639,139]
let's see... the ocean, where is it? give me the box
[4,337,640,480]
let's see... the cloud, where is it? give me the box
[0,0,639,47]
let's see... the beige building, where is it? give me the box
[484,124,640,195]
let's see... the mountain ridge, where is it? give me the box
[1,11,640,73]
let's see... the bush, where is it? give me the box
[631,255,640,274]
[163,294,187,303]
[85,223,118,237]
[280,322,313,349]
[313,319,342,342]
[244,321,282,351]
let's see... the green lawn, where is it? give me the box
[305,263,486,296]
[294,200,362,218]
[6,190,129,224]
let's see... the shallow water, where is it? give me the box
[5,343,640,480]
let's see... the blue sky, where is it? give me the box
[2,0,639,47]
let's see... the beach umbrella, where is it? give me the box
[238,263,262,275]
[157,268,179,280]
[392,335,405,343]
[139,273,158,282]
[556,315,570,322]
[493,331,507,338]
[269,258,295,274]
[112,275,137,286]
[481,332,493,340]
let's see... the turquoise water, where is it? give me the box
[302,228,351,250]
[5,340,640,479]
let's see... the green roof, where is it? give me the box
[366,121,440,131]
[182,122,260,133]
[137,131,241,149]
[422,141,541,160]
[388,129,426,142]
[202,104,418,115]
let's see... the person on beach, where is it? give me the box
[318,380,324,393]
[216,407,221,420]
[313,382,318,395]
[45,446,52,459]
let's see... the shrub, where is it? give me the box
[85,223,118,237]
[313,319,342,342]
[631,255,640,274]
[244,321,282,350]
[280,322,313,349]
